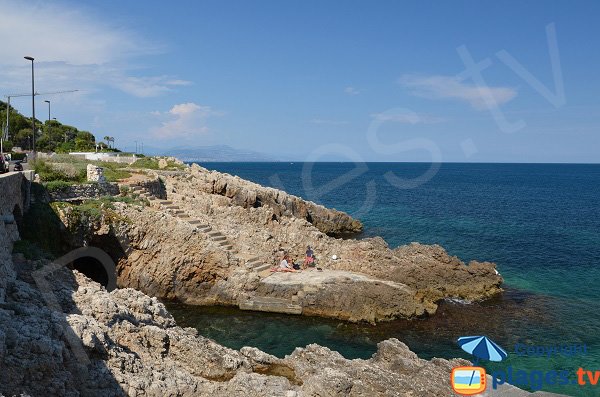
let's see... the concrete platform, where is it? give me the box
[239,296,302,315]
[261,269,412,293]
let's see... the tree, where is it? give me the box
[0,100,112,153]
[74,131,95,151]
[15,128,33,150]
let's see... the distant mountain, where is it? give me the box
[144,145,280,162]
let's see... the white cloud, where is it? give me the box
[151,103,221,139]
[399,74,517,110]
[344,86,360,95]
[115,76,192,98]
[0,1,158,66]
[0,1,187,98]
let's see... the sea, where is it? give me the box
[165,162,600,395]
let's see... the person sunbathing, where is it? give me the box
[271,255,299,272]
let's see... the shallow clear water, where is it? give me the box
[169,162,600,395]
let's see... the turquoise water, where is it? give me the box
[170,162,600,395]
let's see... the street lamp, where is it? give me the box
[44,100,51,123]
[24,56,35,153]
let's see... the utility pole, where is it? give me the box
[24,56,35,153]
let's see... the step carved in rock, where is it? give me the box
[253,263,272,272]
[239,296,302,315]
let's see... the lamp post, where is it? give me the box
[24,56,35,153]
[44,100,51,123]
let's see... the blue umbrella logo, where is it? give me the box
[458,336,508,363]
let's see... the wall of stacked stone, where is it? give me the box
[0,172,32,282]
[48,183,120,202]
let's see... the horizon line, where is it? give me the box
[187,160,600,165]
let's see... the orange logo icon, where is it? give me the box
[451,366,487,395]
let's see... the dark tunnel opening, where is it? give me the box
[70,256,109,287]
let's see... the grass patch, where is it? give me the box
[131,157,160,169]
[39,154,133,182]
[98,161,132,182]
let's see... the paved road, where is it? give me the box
[5,160,31,173]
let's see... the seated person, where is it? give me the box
[273,255,298,272]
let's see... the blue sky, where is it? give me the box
[1,0,599,162]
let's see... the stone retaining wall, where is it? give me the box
[48,182,120,202]
[0,171,31,303]
[0,171,32,219]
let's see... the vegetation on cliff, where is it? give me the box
[33,155,132,186]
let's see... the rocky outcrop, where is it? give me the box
[57,199,498,323]
[97,164,502,322]
[87,163,106,183]
[181,164,363,236]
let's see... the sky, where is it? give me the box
[1,0,599,162]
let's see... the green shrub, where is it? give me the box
[45,180,73,193]
[10,152,27,161]
[131,157,184,170]
[33,159,86,183]
[12,240,53,260]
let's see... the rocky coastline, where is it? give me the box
[1,163,557,396]
[63,162,503,323]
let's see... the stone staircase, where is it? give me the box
[244,256,274,276]
[238,296,302,315]
[126,184,238,256]
[126,183,306,316]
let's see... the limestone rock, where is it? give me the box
[87,164,107,183]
